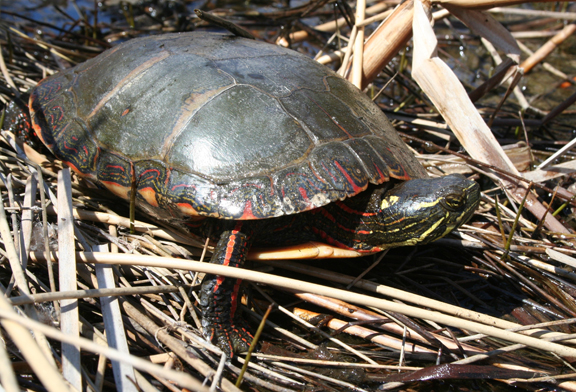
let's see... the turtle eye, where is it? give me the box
[442,192,466,211]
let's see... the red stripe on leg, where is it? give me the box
[223,234,237,266]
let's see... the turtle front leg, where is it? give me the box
[200,225,254,357]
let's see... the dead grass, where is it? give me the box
[1,0,576,391]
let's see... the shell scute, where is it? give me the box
[30,75,75,147]
[280,88,371,141]
[273,163,342,215]
[214,53,330,97]
[97,152,133,198]
[308,142,370,195]
[167,84,313,181]
[343,138,390,184]
[167,170,219,217]
[30,32,426,221]
[217,177,283,219]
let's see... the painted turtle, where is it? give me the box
[15,32,479,356]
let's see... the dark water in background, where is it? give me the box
[1,0,295,37]
[3,0,108,31]
[3,0,192,37]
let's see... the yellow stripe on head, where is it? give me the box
[381,195,399,210]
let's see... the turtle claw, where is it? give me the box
[202,318,254,357]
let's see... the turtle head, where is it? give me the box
[374,174,480,248]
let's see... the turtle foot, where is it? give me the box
[202,318,254,357]
[200,273,255,357]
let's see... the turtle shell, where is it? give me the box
[29,32,427,221]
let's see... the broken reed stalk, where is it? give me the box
[2,0,576,390]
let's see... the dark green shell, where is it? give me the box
[30,32,427,221]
